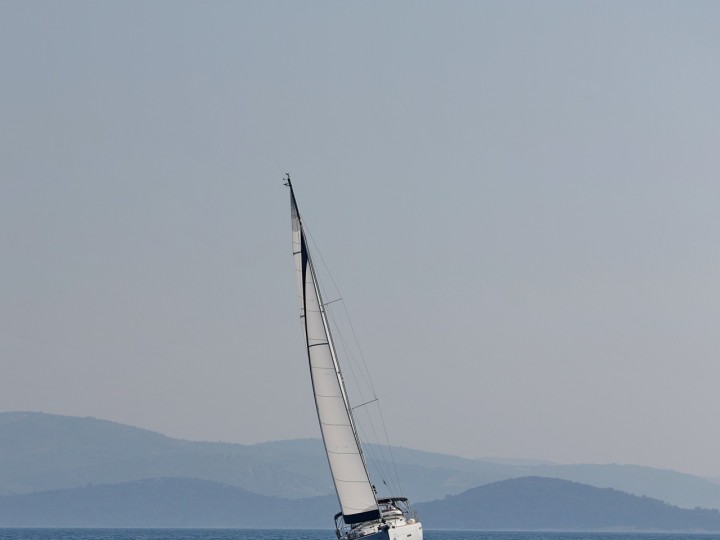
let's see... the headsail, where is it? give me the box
[289,179,381,525]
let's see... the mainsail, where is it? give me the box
[289,180,381,525]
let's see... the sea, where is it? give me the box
[0,531,718,540]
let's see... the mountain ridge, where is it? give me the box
[415,476,720,531]
[3,411,720,511]
[0,477,336,528]
[1,476,720,530]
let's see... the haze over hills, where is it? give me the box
[0,411,332,498]
[3,411,720,512]
[2,476,720,530]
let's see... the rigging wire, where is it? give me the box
[303,223,404,497]
[327,308,398,495]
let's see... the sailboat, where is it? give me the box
[286,175,423,540]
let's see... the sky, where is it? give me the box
[1,1,719,477]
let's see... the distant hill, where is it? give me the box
[415,477,720,531]
[524,462,720,514]
[2,476,720,530]
[0,411,331,498]
[0,477,336,528]
[3,411,720,511]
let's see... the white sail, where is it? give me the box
[290,185,381,525]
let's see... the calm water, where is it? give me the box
[0,531,718,540]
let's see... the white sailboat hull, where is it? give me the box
[342,521,423,540]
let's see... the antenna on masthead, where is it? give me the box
[284,173,292,187]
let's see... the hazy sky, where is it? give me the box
[2,1,719,477]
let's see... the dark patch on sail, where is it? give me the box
[300,230,310,362]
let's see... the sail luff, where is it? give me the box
[290,182,380,524]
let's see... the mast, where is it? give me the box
[287,175,381,524]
